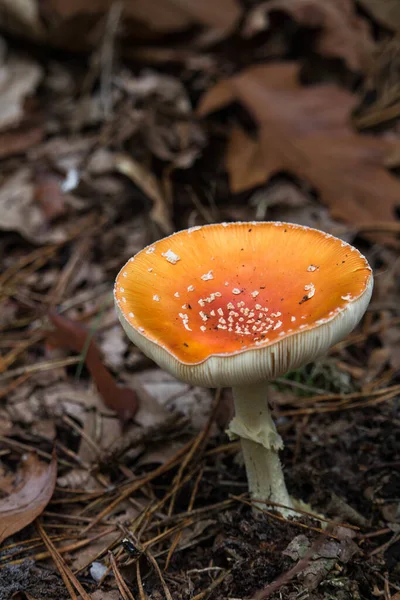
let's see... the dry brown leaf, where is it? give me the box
[0,0,45,40]
[115,153,173,234]
[47,312,138,421]
[198,63,400,229]
[0,168,70,243]
[358,0,400,32]
[0,52,42,131]
[1,0,241,50]
[244,0,373,72]
[44,0,241,33]
[34,172,69,222]
[0,453,57,545]
[0,126,43,159]
[39,0,182,30]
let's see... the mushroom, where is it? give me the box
[114,222,373,515]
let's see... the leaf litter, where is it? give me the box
[198,62,400,240]
[0,454,57,545]
[0,0,399,599]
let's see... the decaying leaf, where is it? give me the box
[51,0,242,32]
[47,312,138,421]
[0,168,70,243]
[244,0,373,72]
[198,63,400,230]
[115,153,173,234]
[0,453,57,545]
[358,0,400,32]
[34,172,69,222]
[283,533,358,591]
[0,51,42,131]
[1,0,242,50]
[0,126,44,159]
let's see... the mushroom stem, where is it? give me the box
[230,383,293,515]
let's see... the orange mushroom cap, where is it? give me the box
[114,222,373,386]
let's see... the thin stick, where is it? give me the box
[190,570,231,600]
[109,552,136,600]
[36,521,92,600]
[0,356,81,381]
[80,439,195,536]
[251,533,328,599]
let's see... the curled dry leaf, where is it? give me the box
[1,0,242,50]
[244,0,374,72]
[47,312,138,421]
[0,453,57,545]
[198,63,400,235]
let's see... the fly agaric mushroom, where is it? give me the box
[114,222,373,515]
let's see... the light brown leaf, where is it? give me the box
[0,53,42,131]
[47,312,138,421]
[44,0,242,34]
[243,0,374,72]
[3,0,241,48]
[0,168,69,244]
[198,63,400,230]
[34,172,69,222]
[0,453,57,545]
[0,126,43,159]
[358,0,400,32]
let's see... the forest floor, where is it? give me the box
[0,1,399,599]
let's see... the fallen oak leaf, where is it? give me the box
[198,63,400,237]
[47,312,138,421]
[0,453,57,545]
[243,0,374,73]
[358,0,400,32]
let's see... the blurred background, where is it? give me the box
[0,1,400,599]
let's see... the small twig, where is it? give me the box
[80,438,195,536]
[0,356,81,382]
[167,389,221,516]
[136,560,146,600]
[369,531,400,557]
[109,552,136,600]
[165,466,204,569]
[190,569,231,600]
[275,377,330,395]
[232,496,359,537]
[252,532,329,599]
[151,497,237,529]
[188,567,224,575]
[102,412,185,464]
[0,436,74,468]
[62,414,100,457]
[4,528,115,569]
[120,527,174,600]
[36,521,92,600]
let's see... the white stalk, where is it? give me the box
[229,382,293,516]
